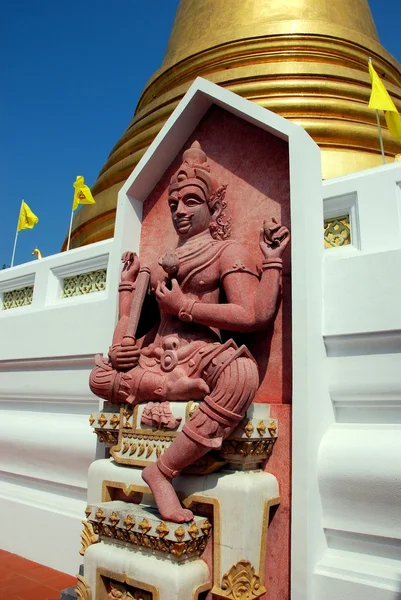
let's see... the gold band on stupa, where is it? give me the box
[68,0,401,249]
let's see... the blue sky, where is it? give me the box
[1,0,400,267]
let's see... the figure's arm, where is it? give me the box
[109,252,146,371]
[254,220,290,327]
[155,220,290,333]
[155,244,259,332]
[111,252,140,347]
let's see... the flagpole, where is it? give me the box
[66,208,74,251]
[11,200,24,268]
[369,57,386,165]
[375,110,386,165]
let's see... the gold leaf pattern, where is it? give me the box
[137,444,145,457]
[76,574,92,600]
[156,521,169,539]
[188,522,199,539]
[129,443,137,456]
[95,508,105,522]
[79,521,98,556]
[220,560,262,599]
[244,420,254,438]
[109,414,120,429]
[174,525,185,542]
[256,420,266,436]
[138,518,152,535]
[108,512,120,527]
[200,519,212,535]
[97,414,107,427]
[124,514,135,530]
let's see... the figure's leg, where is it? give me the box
[142,354,259,522]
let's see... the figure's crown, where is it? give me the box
[169,141,219,199]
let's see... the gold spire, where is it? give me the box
[69,0,401,248]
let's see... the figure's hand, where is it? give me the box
[109,338,140,371]
[155,279,185,316]
[259,218,290,260]
[120,252,140,284]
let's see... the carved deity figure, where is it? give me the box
[90,142,289,522]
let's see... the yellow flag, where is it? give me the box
[385,111,401,142]
[368,62,401,143]
[72,176,95,211]
[18,201,39,232]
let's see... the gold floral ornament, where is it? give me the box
[124,514,135,530]
[256,420,266,436]
[324,215,351,248]
[200,519,212,535]
[109,414,120,428]
[174,525,186,542]
[97,414,108,427]
[138,518,152,535]
[79,521,98,556]
[156,521,169,538]
[220,560,263,600]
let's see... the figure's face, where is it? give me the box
[168,185,212,239]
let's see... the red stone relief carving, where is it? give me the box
[89,141,290,523]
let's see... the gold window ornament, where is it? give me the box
[324,215,351,248]
[63,269,107,297]
[2,286,34,310]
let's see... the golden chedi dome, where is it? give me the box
[69,0,401,248]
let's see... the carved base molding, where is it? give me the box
[90,402,278,473]
[85,501,212,561]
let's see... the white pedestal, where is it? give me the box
[81,458,279,598]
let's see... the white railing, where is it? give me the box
[0,238,121,573]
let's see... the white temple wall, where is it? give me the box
[309,162,401,600]
[0,239,120,573]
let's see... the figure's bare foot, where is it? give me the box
[166,376,209,400]
[142,463,194,523]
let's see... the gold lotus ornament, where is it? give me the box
[220,560,263,600]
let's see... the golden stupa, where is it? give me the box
[69,0,401,248]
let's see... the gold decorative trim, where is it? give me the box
[2,286,34,310]
[220,439,275,457]
[258,496,280,587]
[183,495,221,588]
[63,268,107,297]
[79,520,98,556]
[219,560,264,600]
[156,521,169,538]
[95,429,119,447]
[76,574,92,600]
[192,581,212,599]
[100,482,221,586]
[244,419,255,438]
